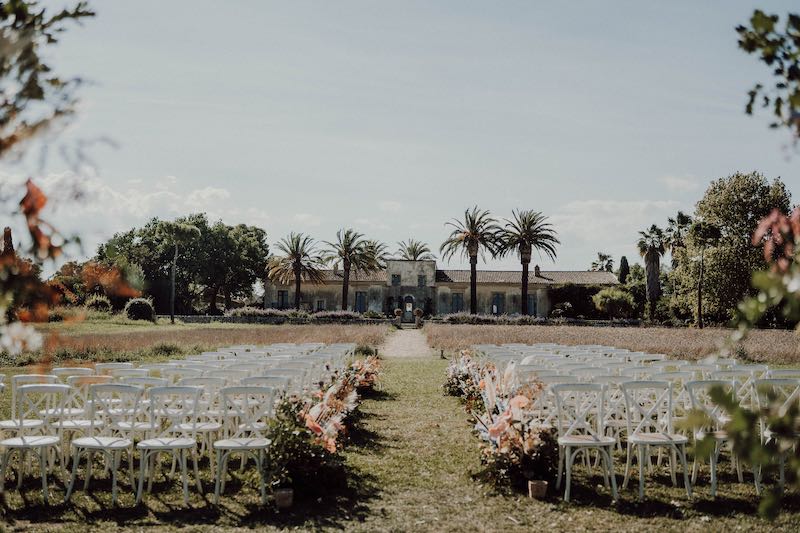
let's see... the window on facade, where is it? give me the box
[391,274,401,286]
[491,292,506,315]
[451,293,464,313]
[355,291,368,313]
[316,299,326,311]
[277,290,289,309]
[417,275,426,287]
[527,294,537,316]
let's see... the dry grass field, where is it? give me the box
[424,324,800,364]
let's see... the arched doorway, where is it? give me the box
[402,295,415,322]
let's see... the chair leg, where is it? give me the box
[128,446,136,488]
[37,448,48,505]
[556,447,564,490]
[622,441,633,489]
[84,451,93,491]
[564,447,574,502]
[637,445,646,500]
[603,447,618,501]
[65,448,81,502]
[710,442,719,498]
[180,450,189,506]
[669,448,677,486]
[18,449,27,489]
[258,449,267,505]
[136,451,147,504]
[679,444,692,499]
[213,450,224,505]
[111,451,119,506]
[192,451,202,493]
[147,453,156,493]
[0,448,10,493]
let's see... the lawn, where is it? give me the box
[424,324,800,364]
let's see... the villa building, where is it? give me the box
[264,259,618,320]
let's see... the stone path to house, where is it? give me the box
[378,327,434,358]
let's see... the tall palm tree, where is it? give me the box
[689,221,721,329]
[267,232,325,310]
[590,252,614,272]
[637,224,667,320]
[665,211,693,268]
[497,210,559,315]
[397,238,435,261]
[440,207,501,315]
[324,229,380,310]
[156,220,200,324]
[364,239,390,270]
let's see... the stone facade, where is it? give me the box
[264,259,618,319]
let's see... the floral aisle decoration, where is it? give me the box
[445,352,558,493]
[264,355,381,500]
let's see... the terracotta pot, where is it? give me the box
[528,480,548,499]
[275,487,294,508]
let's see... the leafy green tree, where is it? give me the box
[0,1,94,158]
[673,172,792,323]
[267,233,324,310]
[737,10,800,140]
[324,229,382,311]
[688,221,722,329]
[440,207,501,315]
[617,256,630,284]
[396,239,435,261]
[590,252,613,272]
[155,220,200,323]
[637,225,666,320]
[363,239,389,270]
[592,287,635,319]
[496,210,559,315]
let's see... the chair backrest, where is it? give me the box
[766,369,800,379]
[16,383,71,431]
[51,367,94,380]
[753,378,800,413]
[242,376,290,393]
[711,369,758,408]
[110,368,150,379]
[65,375,113,411]
[147,386,202,437]
[552,383,607,441]
[686,379,735,429]
[178,377,225,412]
[621,380,673,436]
[162,367,202,384]
[120,376,169,388]
[88,383,145,435]
[94,362,135,375]
[220,386,276,438]
[10,374,57,418]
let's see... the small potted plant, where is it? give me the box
[413,307,424,328]
[393,308,402,327]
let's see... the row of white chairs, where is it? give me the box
[0,343,355,505]
[470,343,800,501]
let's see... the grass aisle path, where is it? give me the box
[340,331,799,532]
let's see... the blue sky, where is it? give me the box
[3,1,798,271]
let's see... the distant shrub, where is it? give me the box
[362,310,383,319]
[442,313,499,325]
[355,344,376,357]
[592,288,635,319]
[84,294,112,313]
[286,309,310,319]
[226,307,291,318]
[313,310,362,321]
[48,306,85,323]
[124,298,156,322]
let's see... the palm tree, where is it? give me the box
[689,221,721,329]
[267,232,325,310]
[364,239,390,270]
[496,210,559,315]
[324,229,380,310]
[397,239,435,261]
[665,211,693,268]
[637,224,667,320]
[440,207,501,315]
[156,220,201,324]
[591,252,614,272]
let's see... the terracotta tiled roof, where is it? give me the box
[434,269,619,285]
[318,270,389,283]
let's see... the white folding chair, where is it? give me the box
[94,362,135,376]
[0,384,70,504]
[0,374,58,437]
[65,383,143,505]
[752,378,800,495]
[621,381,692,499]
[552,383,618,502]
[50,367,94,380]
[212,386,275,504]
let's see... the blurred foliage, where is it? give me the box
[0,1,94,159]
[737,10,800,140]
[592,287,635,319]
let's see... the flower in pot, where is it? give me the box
[394,308,402,317]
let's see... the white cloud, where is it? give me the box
[186,186,231,209]
[353,217,389,231]
[379,200,402,213]
[659,175,700,193]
